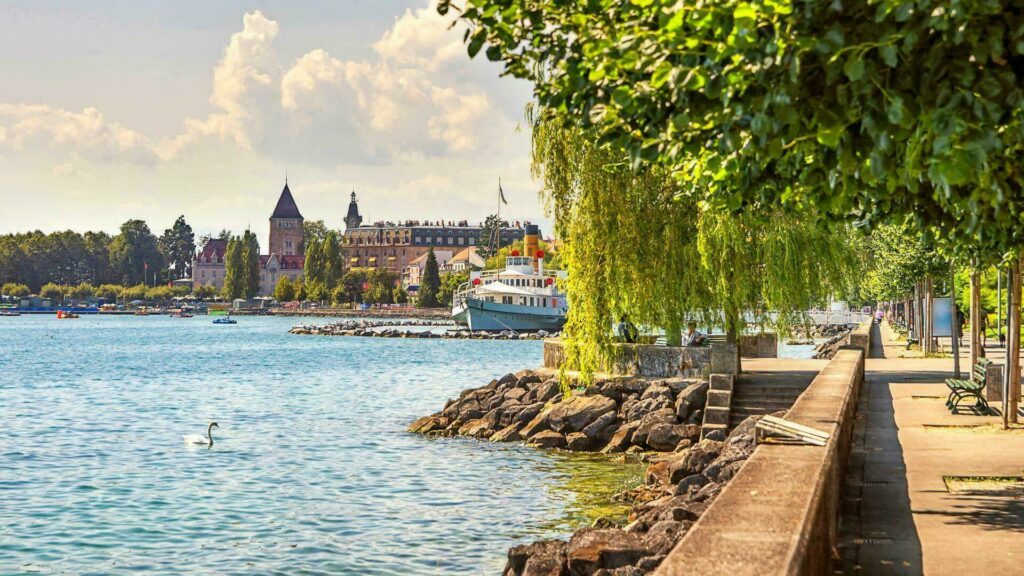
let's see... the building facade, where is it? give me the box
[341,192,526,276]
[192,182,306,297]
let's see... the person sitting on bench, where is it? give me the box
[684,322,705,346]
[617,315,638,344]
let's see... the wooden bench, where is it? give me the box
[945,359,992,412]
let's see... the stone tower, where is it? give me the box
[269,180,304,256]
[344,190,362,230]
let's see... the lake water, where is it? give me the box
[0,315,642,575]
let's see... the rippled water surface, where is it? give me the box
[0,315,642,575]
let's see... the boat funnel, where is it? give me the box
[525,224,540,271]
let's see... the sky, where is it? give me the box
[0,0,545,247]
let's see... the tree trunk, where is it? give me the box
[665,317,681,347]
[970,263,982,366]
[725,311,742,374]
[1009,257,1021,426]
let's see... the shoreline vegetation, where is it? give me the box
[409,369,765,575]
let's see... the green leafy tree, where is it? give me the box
[393,285,409,305]
[418,248,441,307]
[322,231,344,290]
[109,220,163,286]
[446,0,1024,259]
[438,271,469,307]
[294,279,307,302]
[331,284,347,306]
[67,283,96,302]
[96,284,122,301]
[273,276,296,302]
[121,284,147,302]
[194,284,218,300]
[1,282,30,299]
[39,282,63,302]
[485,239,561,270]
[159,216,196,280]
[342,268,370,303]
[241,230,261,298]
[304,237,323,286]
[302,220,329,253]
[222,236,244,300]
[477,214,504,258]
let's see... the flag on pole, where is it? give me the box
[144,262,148,270]
[499,178,508,205]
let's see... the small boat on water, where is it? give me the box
[212,315,237,325]
[0,310,21,317]
[171,311,194,318]
[56,310,80,319]
[452,225,568,332]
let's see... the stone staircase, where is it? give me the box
[728,372,811,429]
[700,374,734,439]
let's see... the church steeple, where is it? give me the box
[269,179,304,256]
[345,189,362,230]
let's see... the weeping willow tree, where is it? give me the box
[533,115,860,382]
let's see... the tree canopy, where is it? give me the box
[445,0,1024,257]
[418,248,442,308]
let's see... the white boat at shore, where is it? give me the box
[452,225,567,332]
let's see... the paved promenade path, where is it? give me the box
[836,322,1024,575]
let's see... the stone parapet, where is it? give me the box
[846,320,872,355]
[543,339,736,378]
[655,348,865,576]
[739,333,778,358]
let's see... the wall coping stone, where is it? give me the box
[655,348,865,576]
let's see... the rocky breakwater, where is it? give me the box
[291,324,560,340]
[408,369,710,453]
[812,324,857,359]
[409,369,766,575]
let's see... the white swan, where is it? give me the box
[183,422,219,447]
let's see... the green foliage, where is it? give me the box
[531,119,859,380]
[302,220,329,251]
[222,236,244,300]
[241,230,261,299]
[447,0,1024,258]
[418,248,441,307]
[306,280,328,303]
[273,276,296,302]
[331,284,347,306]
[293,279,307,302]
[39,282,63,302]
[321,231,344,289]
[194,284,219,300]
[1,230,115,290]
[341,268,371,303]
[1,282,30,298]
[393,285,409,304]
[120,284,147,302]
[144,285,181,302]
[95,284,121,301]
[861,224,949,301]
[109,220,163,286]
[438,271,469,307]
[364,269,399,305]
[477,214,504,258]
[158,216,195,280]
[67,282,96,301]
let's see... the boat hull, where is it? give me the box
[464,298,566,332]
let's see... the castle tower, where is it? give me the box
[269,180,304,256]
[344,190,362,230]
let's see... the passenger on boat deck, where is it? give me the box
[684,322,705,347]
[617,315,638,344]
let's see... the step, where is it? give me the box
[703,406,731,426]
[706,389,732,408]
[730,385,807,397]
[730,398,797,411]
[709,374,735,392]
[700,423,729,440]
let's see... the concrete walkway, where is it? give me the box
[836,322,1024,575]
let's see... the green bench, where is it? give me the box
[945,359,992,412]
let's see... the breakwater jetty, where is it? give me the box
[289,320,560,340]
[409,368,764,574]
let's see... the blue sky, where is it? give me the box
[0,1,543,245]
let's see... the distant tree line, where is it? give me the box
[0,216,195,291]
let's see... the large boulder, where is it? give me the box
[517,402,546,424]
[458,418,494,438]
[631,408,677,447]
[530,430,567,449]
[643,520,689,556]
[528,380,563,404]
[521,408,553,438]
[645,423,691,452]
[624,396,673,423]
[566,432,594,451]
[674,381,709,421]
[667,439,724,484]
[639,383,673,402]
[407,415,445,434]
[581,412,618,441]
[566,528,651,574]
[505,540,568,576]
[491,423,524,443]
[548,395,617,433]
[601,420,641,454]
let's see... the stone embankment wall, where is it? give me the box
[542,340,739,379]
[268,307,451,318]
[738,333,777,358]
[409,369,772,575]
[654,346,867,576]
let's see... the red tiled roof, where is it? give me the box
[197,239,228,261]
[260,254,305,270]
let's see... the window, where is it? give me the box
[212,270,217,278]
[447,237,453,245]
[469,237,475,245]
[285,237,294,255]
[458,237,464,245]
[436,236,442,244]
